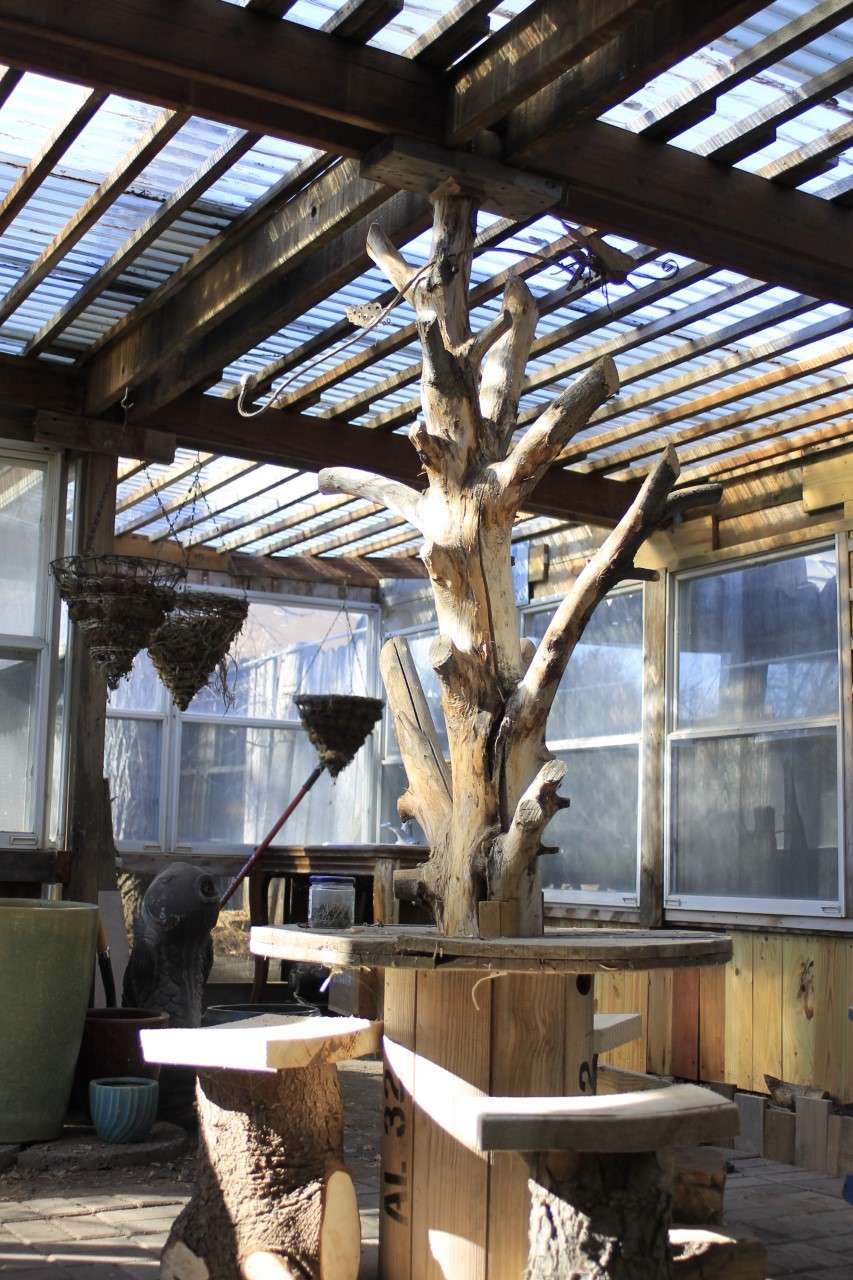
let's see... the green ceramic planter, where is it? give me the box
[0,898,98,1143]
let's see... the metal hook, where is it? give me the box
[120,386,134,426]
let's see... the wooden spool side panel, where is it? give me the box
[486,973,594,1280]
[381,969,417,1280]
[412,970,491,1280]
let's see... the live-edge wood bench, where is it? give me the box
[383,1035,759,1280]
[142,1014,381,1280]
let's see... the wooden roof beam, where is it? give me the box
[527,122,853,309]
[0,0,443,154]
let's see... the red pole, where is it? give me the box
[218,761,326,909]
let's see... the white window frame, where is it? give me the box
[106,587,381,856]
[0,442,63,850]
[664,540,845,919]
[523,585,645,910]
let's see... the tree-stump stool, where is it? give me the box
[142,1014,381,1280]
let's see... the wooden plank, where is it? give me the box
[813,938,846,1099]
[595,969,648,1072]
[699,965,727,1085]
[0,849,70,885]
[0,64,22,107]
[64,451,117,904]
[487,973,568,1280]
[794,1096,832,1171]
[472,1084,739,1154]
[642,0,853,143]
[0,108,187,329]
[412,970,490,1280]
[764,1108,796,1164]
[751,934,783,1096]
[0,89,106,238]
[504,0,771,156]
[646,970,673,1076]
[322,0,402,43]
[33,411,175,464]
[803,450,853,513]
[0,0,443,154]
[724,934,754,1091]
[404,0,495,69]
[140,1014,381,1070]
[528,121,853,310]
[380,969,416,1280]
[361,136,562,220]
[246,0,297,14]
[671,967,700,1081]
[592,1011,643,1055]
[781,936,818,1087]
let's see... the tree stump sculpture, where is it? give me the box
[321,193,720,938]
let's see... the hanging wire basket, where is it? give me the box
[50,554,186,690]
[148,590,249,711]
[295,694,384,778]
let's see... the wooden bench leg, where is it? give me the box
[525,1149,673,1280]
[161,1063,360,1280]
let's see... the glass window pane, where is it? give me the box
[0,460,47,635]
[104,717,162,844]
[671,727,838,902]
[541,746,639,896]
[108,648,168,713]
[379,761,426,845]
[185,603,372,719]
[525,590,643,740]
[676,549,838,729]
[177,723,370,846]
[0,651,38,831]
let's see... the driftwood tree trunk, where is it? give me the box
[161,1066,360,1280]
[321,194,719,938]
[525,1149,673,1280]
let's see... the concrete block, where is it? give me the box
[764,1107,795,1165]
[735,1092,766,1154]
[795,1096,831,1172]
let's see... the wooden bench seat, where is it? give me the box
[142,1015,380,1280]
[592,1010,643,1055]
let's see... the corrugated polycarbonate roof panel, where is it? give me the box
[0,0,849,555]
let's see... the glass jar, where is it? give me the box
[307,876,355,930]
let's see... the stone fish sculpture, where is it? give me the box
[123,862,220,1127]
[123,862,220,1027]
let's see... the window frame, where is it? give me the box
[0,442,63,849]
[105,586,381,856]
[664,539,845,919]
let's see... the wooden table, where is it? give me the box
[119,845,428,999]
[251,923,732,1280]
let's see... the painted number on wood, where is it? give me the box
[382,1066,409,1225]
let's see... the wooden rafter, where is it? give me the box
[0,0,444,154]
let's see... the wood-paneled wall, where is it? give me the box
[596,931,853,1101]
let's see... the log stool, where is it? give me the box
[467,1083,740,1280]
[142,1014,381,1280]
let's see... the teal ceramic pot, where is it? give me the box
[89,1077,159,1144]
[0,898,98,1142]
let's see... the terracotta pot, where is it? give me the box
[72,1007,168,1112]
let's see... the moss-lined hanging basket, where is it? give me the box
[294,693,384,777]
[148,590,249,710]
[50,555,186,690]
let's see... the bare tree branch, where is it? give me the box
[507,446,721,737]
[497,356,619,505]
[490,758,569,898]
[366,223,421,298]
[318,466,425,531]
[479,276,538,453]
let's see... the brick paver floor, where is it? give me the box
[2,1062,851,1277]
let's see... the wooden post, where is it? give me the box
[64,452,117,904]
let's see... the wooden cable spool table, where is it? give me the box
[251,924,733,1280]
